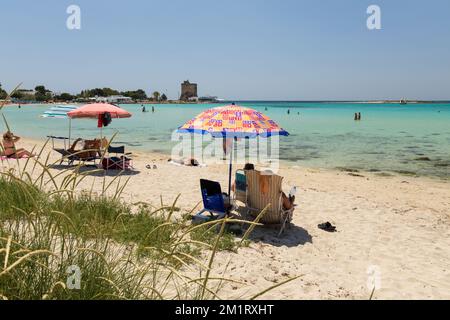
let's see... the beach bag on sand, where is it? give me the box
[102,156,131,170]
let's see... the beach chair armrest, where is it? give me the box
[47,135,69,140]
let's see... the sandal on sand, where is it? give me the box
[318,222,336,232]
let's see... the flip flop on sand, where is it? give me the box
[318,222,336,232]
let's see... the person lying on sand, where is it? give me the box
[168,158,200,167]
[1,131,35,158]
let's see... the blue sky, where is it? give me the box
[1,0,449,100]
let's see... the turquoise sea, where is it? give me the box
[1,102,450,179]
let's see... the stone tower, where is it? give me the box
[180,80,198,101]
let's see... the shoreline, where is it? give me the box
[20,135,450,183]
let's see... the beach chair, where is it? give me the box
[234,169,247,204]
[49,136,103,166]
[193,179,229,224]
[245,170,295,236]
[102,145,133,170]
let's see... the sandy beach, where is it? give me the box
[2,137,449,300]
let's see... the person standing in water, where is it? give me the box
[287,109,290,115]
[152,106,155,113]
[141,105,146,112]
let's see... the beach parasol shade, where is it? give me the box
[178,105,289,196]
[178,105,289,138]
[40,105,78,119]
[67,103,132,119]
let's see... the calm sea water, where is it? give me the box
[1,102,450,179]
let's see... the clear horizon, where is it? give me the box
[1,0,449,100]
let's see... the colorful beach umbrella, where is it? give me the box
[178,104,289,195]
[178,104,289,138]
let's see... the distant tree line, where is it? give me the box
[0,83,7,99]
[2,83,168,102]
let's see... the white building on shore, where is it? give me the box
[94,95,133,103]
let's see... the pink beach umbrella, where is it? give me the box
[67,103,132,120]
[66,103,132,140]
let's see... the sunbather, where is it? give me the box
[241,167,294,210]
[1,131,34,158]
[68,138,103,159]
[168,157,200,166]
[282,192,295,210]
[263,169,295,210]
[231,163,255,192]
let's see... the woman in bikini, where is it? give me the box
[1,131,34,158]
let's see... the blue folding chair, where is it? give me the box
[193,179,229,224]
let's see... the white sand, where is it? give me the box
[2,138,449,300]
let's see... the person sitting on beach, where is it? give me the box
[1,131,34,158]
[230,165,295,210]
[231,163,255,192]
[282,191,295,210]
[68,138,103,159]
[263,169,295,210]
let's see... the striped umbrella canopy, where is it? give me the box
[178,105,289,196]
[40,105,78,118]
[178,105,289,138]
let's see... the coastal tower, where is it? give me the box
[180,80,198,101]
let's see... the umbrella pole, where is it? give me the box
[68,118,72,148]
[228,138,234,197]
